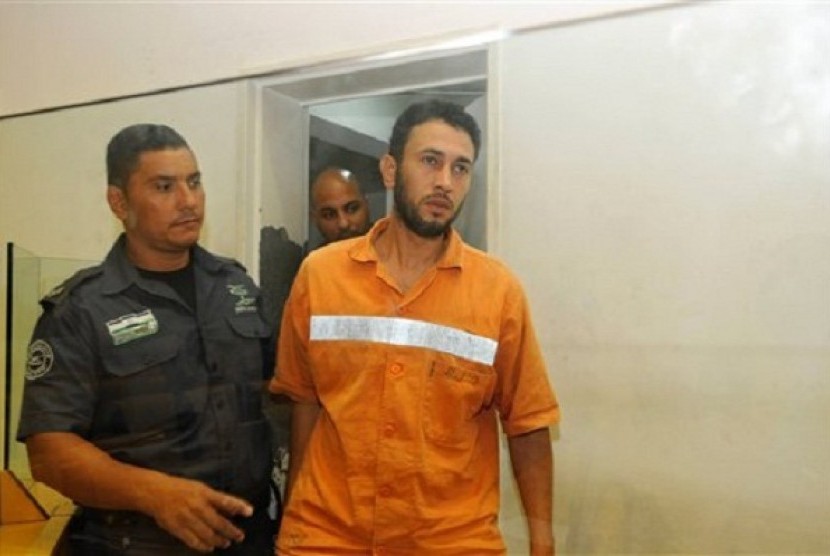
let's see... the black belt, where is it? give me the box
[72,506,275,555]
[79,503,271,526]
[77,507,156,528]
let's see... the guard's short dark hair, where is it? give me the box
[388,100,481,163]
[106,124,189,189]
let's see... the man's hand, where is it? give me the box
[27,433,256,553]
[141,475,254,553]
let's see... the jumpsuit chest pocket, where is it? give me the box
[423,359,496,447]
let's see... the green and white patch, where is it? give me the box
[106,309,159,345]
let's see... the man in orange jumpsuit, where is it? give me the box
[270,100,560,555]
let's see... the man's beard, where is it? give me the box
[393,169,464,239]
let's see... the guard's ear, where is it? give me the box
[107,185,128,222]
[379,154,397,191]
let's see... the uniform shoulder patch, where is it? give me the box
[26,339,54,380]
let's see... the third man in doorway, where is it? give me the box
[308,167,371,248]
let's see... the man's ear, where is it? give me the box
[107,185,128,221]
[379,154,397,191]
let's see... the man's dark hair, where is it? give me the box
[106,124,189,189]
[388,100,482,163]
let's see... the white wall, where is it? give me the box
[0,82,247,260]
[0,1,673,117]
[0,79,251,327]
[496,1,829,552]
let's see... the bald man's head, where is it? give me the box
[310,168,371,244]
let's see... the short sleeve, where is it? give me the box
[494,278,560,437]
[17,301,99,441]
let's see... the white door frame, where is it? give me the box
[242,41,496,278]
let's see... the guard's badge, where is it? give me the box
[106,309,159,345]
[26,339,54,380]
[226,284,257,314]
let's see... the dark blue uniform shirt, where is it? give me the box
[17,235,273,552]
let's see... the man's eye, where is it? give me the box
[187,177,202,189]
[155,181,173,191]
[422,154,438,166]
[320,210,336,220]
[345,202,360,214]
[453,164,471,176]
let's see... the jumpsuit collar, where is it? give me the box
[348,217,465,270]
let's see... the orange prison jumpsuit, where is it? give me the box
[270,218,559,555]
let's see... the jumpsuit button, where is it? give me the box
[389,363,403,376]
[378,485,391,497]
[383,423,396,437]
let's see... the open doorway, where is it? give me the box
[251,48,489,329]
[305,81,487,250]
[249,46,490,504]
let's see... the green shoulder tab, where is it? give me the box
[41,265,103,309]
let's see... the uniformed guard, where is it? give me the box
[17,124,276,555]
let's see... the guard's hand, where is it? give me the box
[142,475,253,553]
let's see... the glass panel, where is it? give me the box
[5,242,39,478]
[4,242,96,480]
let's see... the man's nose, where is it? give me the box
[435,163,453,190]
[337,211,350,229]
[176,182,197,207]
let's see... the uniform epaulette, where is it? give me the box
[40,265,103,309]
[215,255,247,273]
